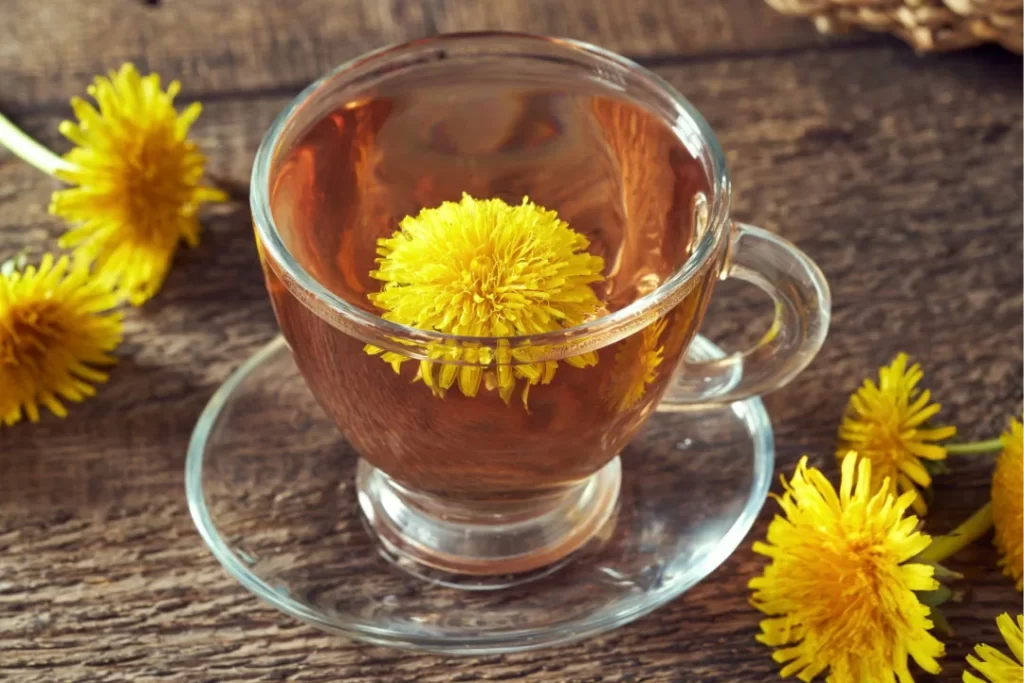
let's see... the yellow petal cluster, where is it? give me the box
[607,317,666,412]
[964,613,1023,683]
[0,254,123,426]
[50,63,226,306]
[992,418,1023,590]
[365,193,605,406]
[837,353,956,514]
[750,452,944,682]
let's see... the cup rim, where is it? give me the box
[250,31,731,350]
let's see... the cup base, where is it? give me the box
[186,335,774,653]
[357,456,621,582]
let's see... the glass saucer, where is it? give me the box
[186,335,773,654]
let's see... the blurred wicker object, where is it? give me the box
[766,0,1023,52]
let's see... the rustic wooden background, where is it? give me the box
[1,1,1021,681]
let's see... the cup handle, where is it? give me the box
[660,222,831,408]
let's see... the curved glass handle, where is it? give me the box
[661,222,830,408]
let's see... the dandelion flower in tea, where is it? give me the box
[365,193,605,406]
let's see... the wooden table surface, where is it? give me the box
[1,1,1021,681]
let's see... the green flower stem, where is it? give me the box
[945,438,1003,455]
[917,503,993,564]
[0,112,70,177]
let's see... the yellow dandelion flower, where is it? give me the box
[750,452,944,682]
[964,613,1023,683]
[0,254,123,426]
[607,317,667,412]
[49,63,227,306]
[837,353,956,515]
[992,418,1023,590]
[365,193,605,406]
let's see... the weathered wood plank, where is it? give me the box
[0,0,865,112]
[0,39,1020,682]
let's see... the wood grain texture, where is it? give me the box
[0,0,870,113]
[0,1,1022,681]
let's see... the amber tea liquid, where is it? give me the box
[262,79,722,501]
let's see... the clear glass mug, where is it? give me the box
[251,33,830,577]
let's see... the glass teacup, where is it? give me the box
[251,33,830,577]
